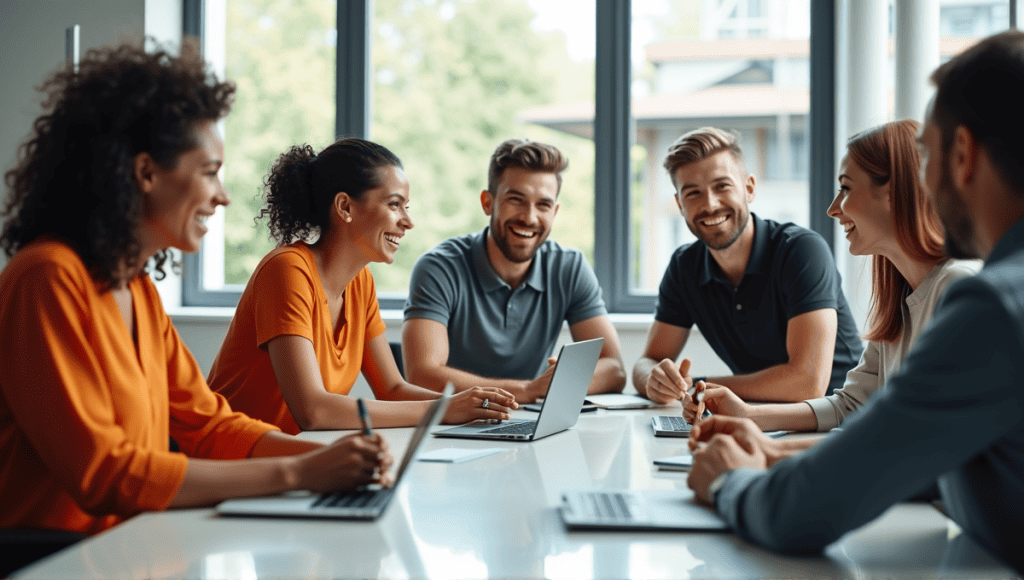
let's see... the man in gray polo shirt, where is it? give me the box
[402,139,626,403]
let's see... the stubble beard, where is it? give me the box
[935,161,978,260]
[490,216,546,264]
[687,208,750,251]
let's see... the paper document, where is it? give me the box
[418,448,507,464]
[584,393,660,409]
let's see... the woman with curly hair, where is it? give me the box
[208,138,517,432]
[683,119,980,443]
[0,44,392,537]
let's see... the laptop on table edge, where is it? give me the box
[560,487,728,531]
[432,337,603,442]
[215,385,453,520]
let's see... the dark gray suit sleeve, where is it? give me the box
[714,276,1024,552]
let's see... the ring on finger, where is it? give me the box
[482,398,490,410]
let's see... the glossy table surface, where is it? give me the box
[15,407,1015,579]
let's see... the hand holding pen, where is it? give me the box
[355,398,394,486]
[683,380,707,424]
[357,398,374,436]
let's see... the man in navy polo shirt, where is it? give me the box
[633,127,862,405]
[402,139,626,403]
[686,32,1024,573]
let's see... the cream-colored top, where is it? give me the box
[806,259,981,431]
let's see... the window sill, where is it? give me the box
[167,307,655,328]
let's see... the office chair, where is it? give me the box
[389,341,404,379]
[0,528,86,577]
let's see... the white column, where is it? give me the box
[837,0,889,331]
[894,0,939,122]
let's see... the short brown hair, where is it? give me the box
[487,139,568,195]
[930,30,1024,196]
[663,127,747,182]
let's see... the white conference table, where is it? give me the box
[14,406,1015,579]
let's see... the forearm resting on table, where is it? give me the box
[589,357,627,395]
[168,454,301,508]
[746,401,819,432]
[407,362,526,395]
[631,357,661,398]
[169,431,316,508]
[712,363,828,402]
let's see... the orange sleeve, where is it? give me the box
[142,279,278,460]
[253,250,318,348]
[0,252,187,521]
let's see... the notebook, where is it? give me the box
[653,454,693,471]
[432,337,603,442]
[560,488,728,531]
[215,385,452,520]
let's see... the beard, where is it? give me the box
[686,207,750,251]
[935,163,978,260]
[489,215,549,263]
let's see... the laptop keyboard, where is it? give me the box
[659,416,693,433]
[482,421,537,435]
[314,489,389,510]
[580,492,633,522]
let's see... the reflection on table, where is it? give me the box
[15,406,1013,579]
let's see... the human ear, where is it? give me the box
[333,192,353,223]
[133,152,158,193]
[480,189,494,216]
[949,126,979,190]
[745,174,756,204]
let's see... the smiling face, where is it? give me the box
[138,120,228,256]
[671,150,754,251]
[919,118,977,259]
[482,166,559,264]
[829,157,895,257]
[348,165,413,264]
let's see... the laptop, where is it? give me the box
[652,414,790,439]
[216,386,452,520]
[651,415,698,437]
[560,488,728,531]
[433,337,603,442]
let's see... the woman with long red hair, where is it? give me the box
[683,119,980,436]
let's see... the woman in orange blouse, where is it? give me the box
[208,138,517,432]
[0,44,390,536]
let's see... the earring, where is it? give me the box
[345,216,352,222]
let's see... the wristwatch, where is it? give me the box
[707,471,729,505]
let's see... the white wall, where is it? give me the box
[0,0,180,271]
[173,311,733,398]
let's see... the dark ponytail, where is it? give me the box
[259,137,403,245]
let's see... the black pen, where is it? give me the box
[357,398,374,436]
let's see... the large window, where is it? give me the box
[626,0,811,293]
[186,0,1019,313]
[367,0,596,299]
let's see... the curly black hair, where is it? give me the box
[260,137,403,245]
[0,42,235,289]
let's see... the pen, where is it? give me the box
[685,381,707,402]
[357,398,374,436]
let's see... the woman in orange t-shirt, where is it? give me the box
[0,45,391,537]
[208,138,517,431]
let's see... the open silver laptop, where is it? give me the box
[560,488,728,531]
[433,338,603,442]
[216,386,452,520]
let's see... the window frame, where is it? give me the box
[182,0,838,312]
